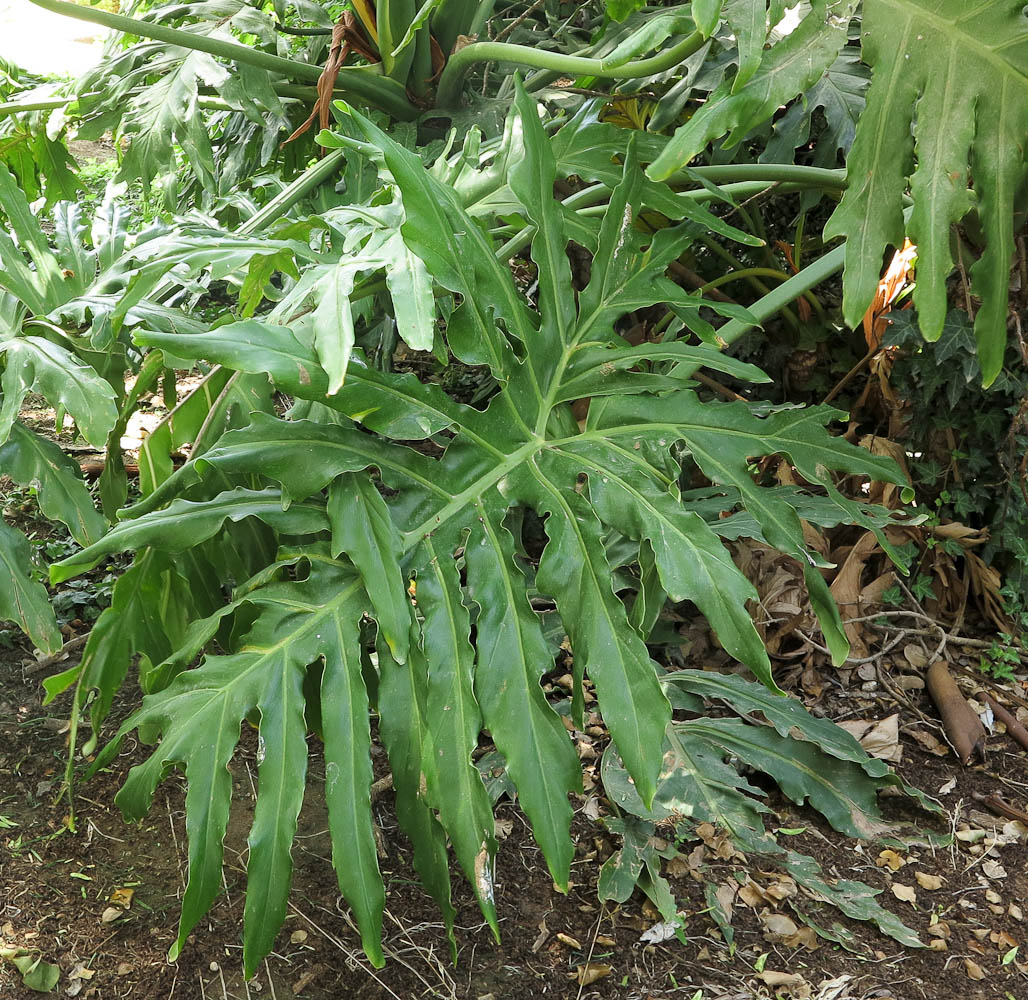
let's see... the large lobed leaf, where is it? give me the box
[52,84,909,973]
[601,669,937,947]
[823,0,1028,384]
[647,1,1028,384]
[647,1,859,181]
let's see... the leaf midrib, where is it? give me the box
[403,411,888,550]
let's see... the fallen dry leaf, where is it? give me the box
[876,849,905,871]
[574,963,611,986]
[838,714,902,763]
[665,853,691,879]
[914,871,944,890]
[910,728,950,756]
[759,912,799,940]
[556,932,582,951]
[100,906,126,923]
[531,918,549,954]
[765,877,797,901]
[982,860,1007,879]
[815,974,854,1000]
[289,929,308,945]
[109,887,134,908]
[890,883,917,905]
[964,958,986,981]
[715,881,736,923]
[991,929,1018,950]
[784,925,819,951]
[738,882,766,907]
[756,969,811,998]
[639,921,680,945]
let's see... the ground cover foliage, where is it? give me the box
[1,0,1026,987]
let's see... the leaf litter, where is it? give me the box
[3,627,1028,999]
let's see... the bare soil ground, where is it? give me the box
[2,633,1027,1000]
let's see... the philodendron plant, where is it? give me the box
[46,86,920,973]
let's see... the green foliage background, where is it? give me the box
[1,0,1022,977]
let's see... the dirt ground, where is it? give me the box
[2,631,1027,1000]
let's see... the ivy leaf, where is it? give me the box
[761,48,869,200]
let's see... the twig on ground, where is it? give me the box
[370,774,394,801]
[896,576,929,617]
[24,632,89,675]
[289,902,406,1000]
[494,0,547,42]
[792,625,907,665]
[875,662,937,726]
[972,792,1028,825]
[950,663,1028,712]
[983,693,1028,752]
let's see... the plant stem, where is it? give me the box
[683,164,847,189]
[0,83,338,120]
[275,23,334,36]
[29,0,324,80]
[61,670,88,833]
[697,268,825,320]
[26,0,417,119]
[436,30,705,106]
[468,0,501,38]
[688,243,847,370]
[0,96,75,114]
[240,150,348,235]
[698,266,795,293]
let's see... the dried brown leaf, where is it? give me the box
[574,963,611,986]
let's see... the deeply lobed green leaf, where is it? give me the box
[47,84,912,974]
